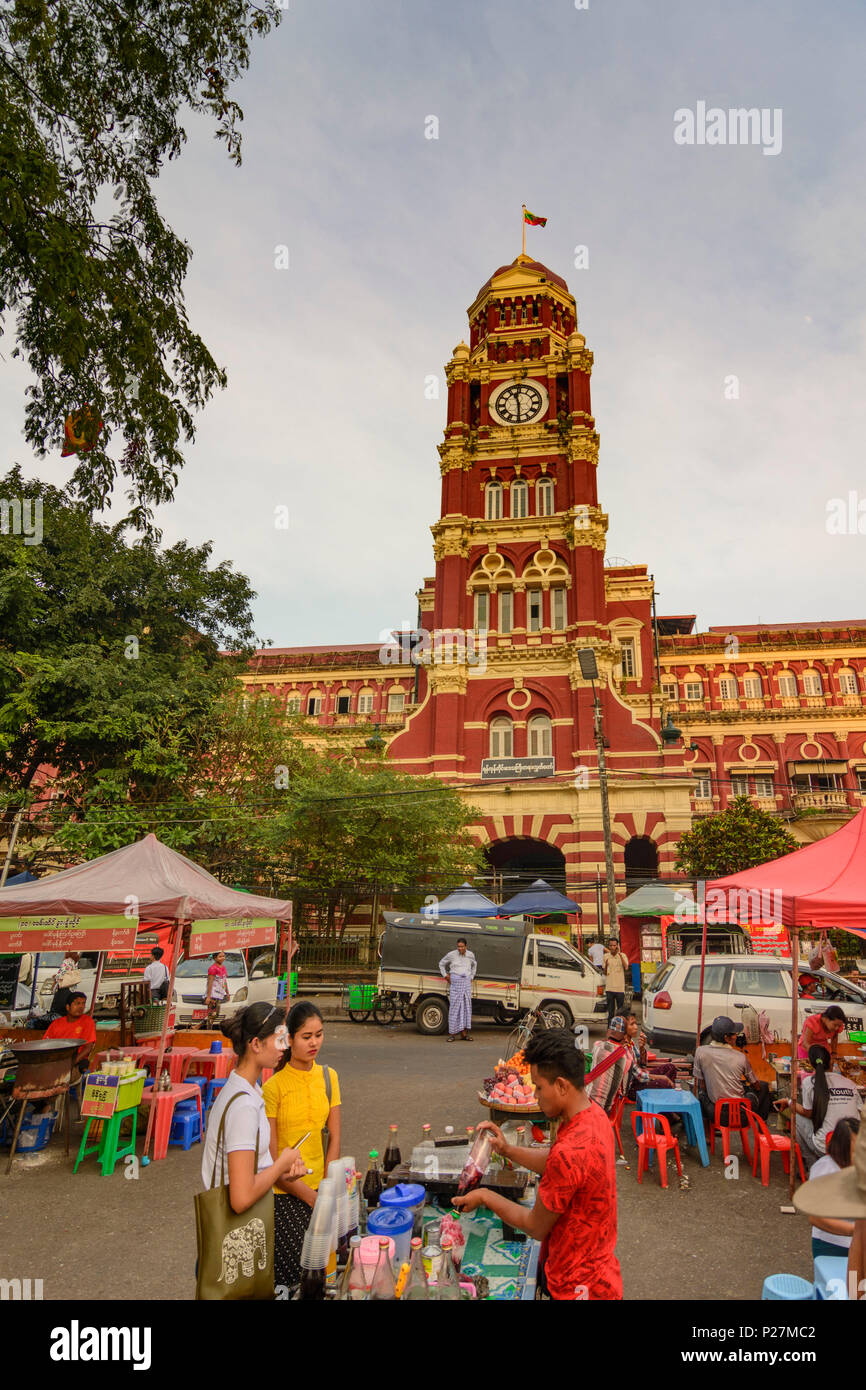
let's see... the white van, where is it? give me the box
[643,954,866,1054]
[172,949,278,1025]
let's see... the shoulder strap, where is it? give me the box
[323,1064,332,1105]
[210,1088,263,1187]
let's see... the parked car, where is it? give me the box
[643,954,866,1054]
[171,949,278,1025]
[377,911,606,1035]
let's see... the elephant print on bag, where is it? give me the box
[217,1217,268,1285]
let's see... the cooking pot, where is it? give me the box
[10,1040,81,1096]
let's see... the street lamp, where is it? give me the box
[577,648,617,943]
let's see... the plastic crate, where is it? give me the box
[116,1069,147,1110]
[15,1112,57,1152]
[848,1029,866,1044]
[346,983,377,1011]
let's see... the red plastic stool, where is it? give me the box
[632,1111,683,1188]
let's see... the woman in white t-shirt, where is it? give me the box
[778,1044,862,1167]
[202,1003,306,1213]
[805,1117,860,1260]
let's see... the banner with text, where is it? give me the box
[187,918,277,958]
[0,914,138,951]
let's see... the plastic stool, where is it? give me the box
[761,1274,814,1300]
[173,1098,199,1114]
[184,1074,207,1094]
[205,1077,227,1112]
[74,1105,138,1177]
[168,1107,202,1150]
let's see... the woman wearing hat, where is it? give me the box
[794,1115,866,1298]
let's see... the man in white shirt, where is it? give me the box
[438,938,477,1042]
[143,947,170,1001]
[588,939,605,970]
[602,939,629,1023]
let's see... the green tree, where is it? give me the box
[0,0,281,528]
[0,466,260,861]
[674,797,800,879]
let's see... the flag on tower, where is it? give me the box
[523,208,547,226]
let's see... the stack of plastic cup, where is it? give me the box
[300,1177,337,1293]
[328,1159,351,1261]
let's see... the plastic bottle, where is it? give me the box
[403,1237,430,1301]
[368,1237,397,1300]
[383,1124,401,1172]
[338,1235,367,1301]
[456,1129,494,1195]
[435,1237,461,1300]
[363,1150,384,1207]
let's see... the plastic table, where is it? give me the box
[635,1088,710,1167]
[813,1254,849,1300]
[186,1050,237,1081]
[138,1081,203,1161]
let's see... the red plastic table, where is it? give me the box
[138,1082,203,1161]
[186,1051,237,1081]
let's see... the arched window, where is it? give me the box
[839,668,859,694]
[719,675,738,699]
[510,479,528,519]
[528,714,553,758]
[286,695,301,715]
[474,590,490,632]
[336,689,353,715]
[357,689,374,714]
[536,477,554,516]
[742,674,762,698]
[803,670,823,696]
[485,482,503,520]
[307,691,323,716]
[551,588,567,631]
[489,716,513,758]
[778,671,797,697]
[498,590,514,633]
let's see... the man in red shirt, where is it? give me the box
[44,992,97,1068]
[453,1028,622,1300]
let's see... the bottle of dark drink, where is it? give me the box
[298,1267,326,1300]
[383,1123,401,1172]
[362,1149,384,1207]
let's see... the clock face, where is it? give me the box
[489,379,548,425]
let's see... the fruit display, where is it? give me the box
[481,1052,537,1108]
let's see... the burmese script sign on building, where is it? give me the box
[187,918,277,957]
[481,757,555,781]
[0,914,138,951]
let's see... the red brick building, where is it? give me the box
[244,255,866,937]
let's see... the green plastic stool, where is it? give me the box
[74,1105,138,1177]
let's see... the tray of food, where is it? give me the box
[480,1051,540,1111]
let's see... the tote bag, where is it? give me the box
[194,1093,275,1301]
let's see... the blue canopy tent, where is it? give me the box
[422,883,500,919]
[498,879,582,916]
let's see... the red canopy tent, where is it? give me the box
[704,809,866,1200]
[0,834,293,1157]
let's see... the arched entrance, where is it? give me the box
[484,837,567,901]
[623,835,658,893]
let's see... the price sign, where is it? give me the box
[81,1073,119,1119]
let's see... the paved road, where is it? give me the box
[0,1016,813,1300]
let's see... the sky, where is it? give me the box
[3,0,866,648]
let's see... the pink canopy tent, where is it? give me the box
[0,834,293,1157]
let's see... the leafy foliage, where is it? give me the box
[0,0,281,527]
[674,796,800,879]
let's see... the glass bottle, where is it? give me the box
[436,1237,461,1300]
[368,1238,397,1300]
[338,1235,367,1301]
[420,1122,432,1144]
[403,1237,429,1300]
[298,1267,326,1300]
[362,1149,384,1208]
[383,1124,401,1172]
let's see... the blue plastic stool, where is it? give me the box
[168,1107,202,1151]
[762,1273,814,1300]
[173,1098,199,1113]
[205,1077,227,1112]
[184,1074,207,1095]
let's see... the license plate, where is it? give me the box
[192,1009,207,1020]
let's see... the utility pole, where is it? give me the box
[577,650,618,940]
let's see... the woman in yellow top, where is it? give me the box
[263,1001,341,1294]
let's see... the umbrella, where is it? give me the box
[422,883,500,918]
[498,878,581,916]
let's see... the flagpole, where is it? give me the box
[522,204,526,256]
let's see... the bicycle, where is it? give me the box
[504,1004,556,1059]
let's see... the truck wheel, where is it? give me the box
[540,1002,573,1031]
[416,997,449,1035]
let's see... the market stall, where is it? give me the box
[497,878,582,946]
[0,833,293,1165]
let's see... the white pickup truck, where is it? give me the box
[377,911,606,1034]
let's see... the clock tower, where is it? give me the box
[388,252,695,937]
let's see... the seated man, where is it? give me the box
[623,1014,677,1099]
[586,1017,632,1115]
[693,1014,771,1124]
[43,992,97,1077]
